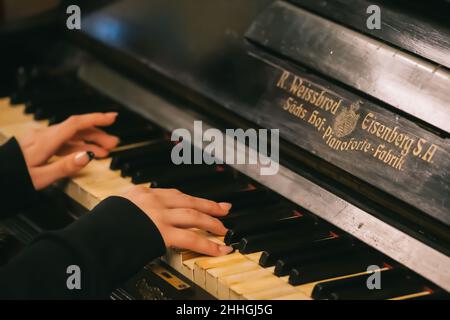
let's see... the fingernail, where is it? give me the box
[74,152,90,166]
[219,245,234,255]
[219,202,232,212]
[106,112,118,118]
[87,151,95,161]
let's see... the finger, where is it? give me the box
[56,141,109,158]
[74,127,119,150]
[48,112,118,151]
[64,112,118,131]
[166,209,228,235]
[170,229,233,256]
[154,189,232,217]
[29,151,95,190]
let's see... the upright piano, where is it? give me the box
[0,0,449,300]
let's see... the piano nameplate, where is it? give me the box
[249,57,450,227]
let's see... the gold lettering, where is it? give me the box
[401,138,414,156]
[413,138,426,156]
[394,156,406,170]
[283,97,307,120]
[277,71,290,89]
[373,144,404,170]
[308,110,327,131]
[311,91,319,105]
[422,144,438,163]
[277,71,341,116]
[289,76,303,95]
[331,99,342,115]
[362,112,415,156]
[362,113,374,130]
[275,70,437,169]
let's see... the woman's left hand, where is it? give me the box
[17,112,120,190]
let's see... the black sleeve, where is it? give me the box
[0,196,166,299]
[0,138,36,217]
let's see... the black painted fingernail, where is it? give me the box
[87,151,95,161]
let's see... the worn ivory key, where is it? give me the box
[229,274,291,300]
[217,267,275,299]
[205,260,260,296]
[194,252,247,289]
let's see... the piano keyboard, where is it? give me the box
[0,72,445,300]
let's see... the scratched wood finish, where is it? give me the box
[270,62,448,225]
[245,2,450,135]
[289,0,450,69]
[77,0,450,229]
[239,52,450,226]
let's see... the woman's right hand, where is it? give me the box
[121,186,234,256]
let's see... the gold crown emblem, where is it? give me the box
[333,100,362,138]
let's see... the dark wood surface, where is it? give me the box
[77,0,450,227]
[249,50,450,226]
[289,0,450,69]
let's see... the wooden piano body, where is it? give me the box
[0,0,449,299]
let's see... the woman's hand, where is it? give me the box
[122,186,234,256]
[18,113,119,190]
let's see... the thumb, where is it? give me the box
[30,151,95,190]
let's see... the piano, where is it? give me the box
[0,0,449,300]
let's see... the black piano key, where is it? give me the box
[225,200,294,218]
[27,87,98,105]
[220,204,298,229]
[116,129,163,147]
[177,175,244,196]
[199,188,280,210]
[259,235,353,268]
[119,143,178,176]
[237,224,330,254]
[104,117,156,132]
[12,80,84,105]
[220,204,297,229]
[107,121,157,133]
[10,89,27,105]
[35,108,92,121]
[224,215,312,245]
[109,140,172,170]
[24,102,38,114]
[10,86,42,105]
[274,241,365,276]
[0,230,23,266]
[226,200,297,218]
[132,165,226,185]
[408,290,450,300]
[288,252,388,286]
[27,80,88,98]
[148,170,237,189]
[200,188,266,202]
[313,269,425,300]
[333,282,426,300]
[26,95,100,115]
[311,269,396,299]
[121,157,168,177]
[25,84,99,104]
